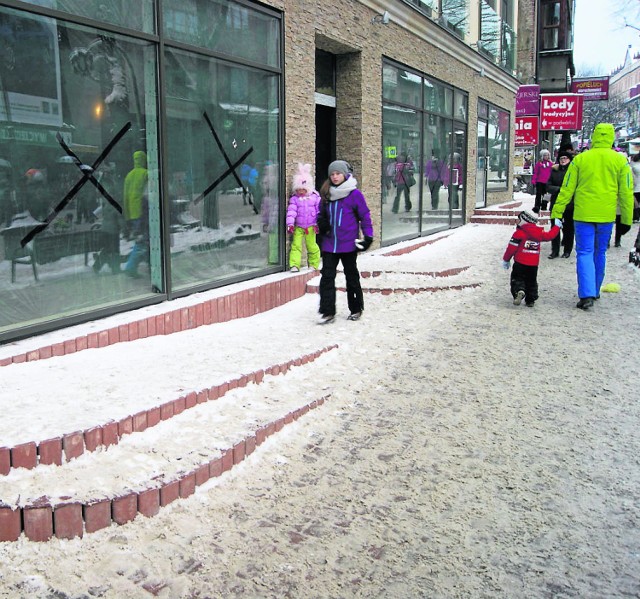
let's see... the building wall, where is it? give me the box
[283,0,520,242]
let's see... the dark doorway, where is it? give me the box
[315,104,335,191]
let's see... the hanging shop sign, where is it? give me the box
[515,84,540,116]
[570,77,610,102]
[515,116,539,147]
[539,94,583,131]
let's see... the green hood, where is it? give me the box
[591,123,615,149]
[132,150,147,169]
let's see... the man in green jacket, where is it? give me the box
[551,123,633,310]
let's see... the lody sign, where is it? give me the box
[539,94,583,131]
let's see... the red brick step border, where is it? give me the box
[306,282,481,295]
[0,271,318,368]
[0,395,329,542]
[0,345,338,477]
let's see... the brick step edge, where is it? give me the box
[0,345,338,477]
[360,267,469,278]
[0,395,329,542]
[0,271,318,368]
[306,283,481,295]
[470,217,550,225]
[473,209,549,216]
[379,234,452,256]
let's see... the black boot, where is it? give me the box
[576,297,594,310]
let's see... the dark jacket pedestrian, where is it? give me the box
[546,150,574,258]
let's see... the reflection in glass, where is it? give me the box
[442,0,469,38]
[163,0,280,68]
[17,0,155,33]
[164,48,281,291]
[475,119,488,207]
[382,65,422,107]
[424,77,453,116]
[381,104,420,244]
[479,0,500,58]
[487,106,509,191]
[0,7,160,336]
[422,114,452,228]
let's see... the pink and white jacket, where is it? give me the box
[531,159,553,185]
[286,190,321,231]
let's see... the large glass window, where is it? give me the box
[163,0,280,68]
[381,63,468,245]
[0,7,160,337]
[164,48,281,291]
[0,1,283,342]
[541,1,561,50]
[17,0,155,33]
[476,100,509,205]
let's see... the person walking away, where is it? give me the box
[92,164,123,274]
[123,151,148,240]
[531,149,553,213]
[502,209,561,307]
[316,160,373,323]
[551,123,634,310]
[547,149,574,259]
[449,152,463,209]
[425,153,447,210]
[124,187,149,278]
[286,163,321,272]
[391,153,414,213]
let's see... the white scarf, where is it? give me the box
[329,176,358,201]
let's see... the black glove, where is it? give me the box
[355,236,373,252]
[316,204,330,236]
[618,223,631,236]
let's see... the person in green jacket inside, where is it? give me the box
[551,123,634,310]
[123,150,148,239]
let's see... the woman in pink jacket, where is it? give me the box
[286,163,321,272]
[531,149,553,214]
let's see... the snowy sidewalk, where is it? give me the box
[1,195,640,598]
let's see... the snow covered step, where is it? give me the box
[0,345,337,476]
[0,396,329,542]
[305,266,481,294]
[0,270,318,367]
[0,350,335,541]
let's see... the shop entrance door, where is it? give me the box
[315,104,336,191]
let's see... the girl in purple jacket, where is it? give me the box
[316,160,374,324]
[286,163,321,272]
[532,149,553,213]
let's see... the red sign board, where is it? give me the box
[570,77,609,101]
[539,94,583,131]
[515,116,539,147]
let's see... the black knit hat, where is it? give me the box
[557,148,572,161]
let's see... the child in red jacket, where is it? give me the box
[502,209,561,307]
